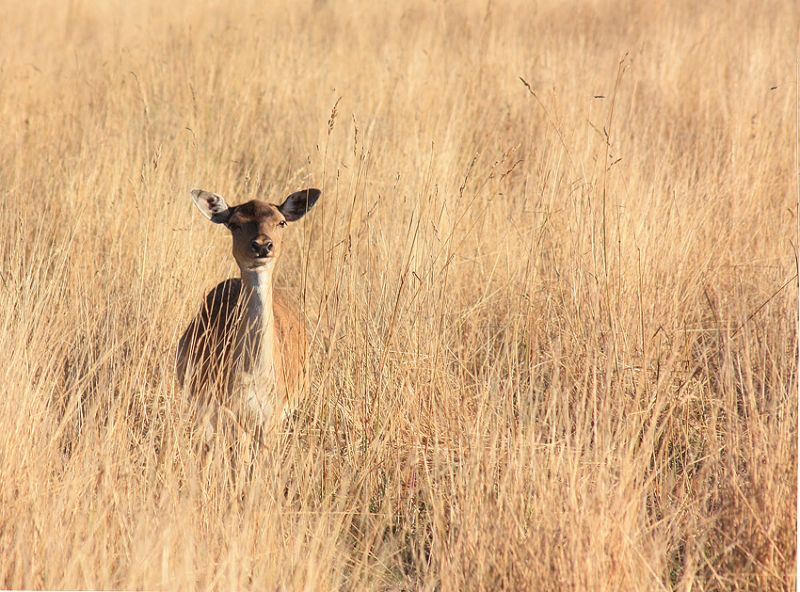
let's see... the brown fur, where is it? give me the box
[176,279,307,411]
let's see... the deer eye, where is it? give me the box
[227,222,240,231]
[278,220,288,228]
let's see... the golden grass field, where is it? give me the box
[0,0,797,589]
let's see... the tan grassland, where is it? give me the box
[0,0,797,589]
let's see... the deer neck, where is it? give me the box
[239,266,276,370]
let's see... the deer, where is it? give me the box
[176,187,321,442]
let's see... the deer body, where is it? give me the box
[176,188,320,436]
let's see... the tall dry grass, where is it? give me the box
[0,0,797,589]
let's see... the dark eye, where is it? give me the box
[278,220,288,228]
[227,222,240,231]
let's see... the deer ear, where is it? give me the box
[191,189,232,224]
[278,188,321,222]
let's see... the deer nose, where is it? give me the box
[251,237,273,258]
